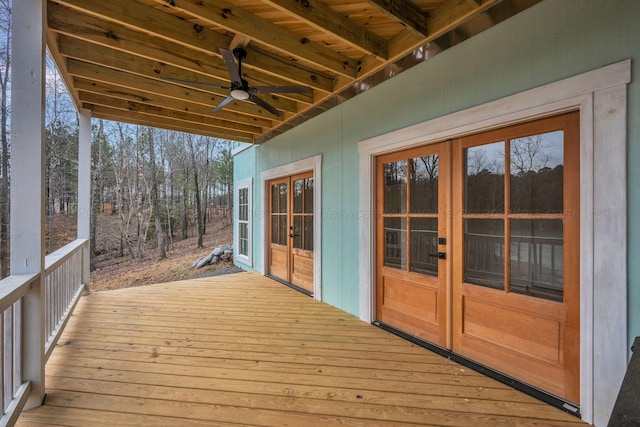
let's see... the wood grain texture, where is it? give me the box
[17,272,585,426]
[45,0,518,143]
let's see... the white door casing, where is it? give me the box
[260,155,322,300]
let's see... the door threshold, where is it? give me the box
[266,274,313,297]
[373,321,581,418]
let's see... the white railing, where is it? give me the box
[43,239,88,360]
[0,274,37,427]
[0,239,88,426]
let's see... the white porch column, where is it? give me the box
[77,109,92,292]
[10,0,47,410]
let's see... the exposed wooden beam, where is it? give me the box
[47,2,317,101]
[87,105,255,142]
[66,59,287,121]
[79,92,262,137]
[153,0,358,78]
[364,0,430,36]
[73,78,274,129]
[52,0,335,92]
[48,3,319,101]
[57,35,302,114]
[261,0,388,59]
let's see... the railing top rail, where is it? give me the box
[0,273,39,313]
[44,239,88,274]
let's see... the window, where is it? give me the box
[235,178,252,265]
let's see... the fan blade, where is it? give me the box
[250,85,310,94]
[159,77,230,90]
[249,93,282,117]
[220,48,242,84]
[210,95,235,114]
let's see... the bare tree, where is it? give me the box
[147,128,166,259]
[0,0,10,277]
[187,134,203,248]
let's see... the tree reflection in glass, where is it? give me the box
[464,142,505,213]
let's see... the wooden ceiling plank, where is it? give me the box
[66,59,282,121]
[51,0,335,92]
[364,0,430,36]
[89,105,254,142]
[73,77,274,129]
[153,0,358,78]
[57,35,302,114]
[260,0,388,59]
[78,91,261,137]
[48,3,316,102]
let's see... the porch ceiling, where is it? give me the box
[46,0,538,144]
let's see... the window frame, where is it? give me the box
[235,178,253,266]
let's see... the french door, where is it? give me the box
[268,172,314,293]
[376,112,580,404]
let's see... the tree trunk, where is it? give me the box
[90,120,104,271]
[0,9,9,278]
[188,136,203,248]
[147,129,166,259]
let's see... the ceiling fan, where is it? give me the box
[162,47,310,117]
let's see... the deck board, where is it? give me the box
[17,272,586,426]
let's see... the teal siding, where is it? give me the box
[233,146,256,271]
[233,0,640,348]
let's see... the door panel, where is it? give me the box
[452,112,580,404]
[269,178,289,282]
[268,173,314,294]
[376,143,449,347]
[375,111,580,404]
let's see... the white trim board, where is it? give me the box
[260,155,322,301]
[358,60,630,427]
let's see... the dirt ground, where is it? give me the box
[90,216,234,292]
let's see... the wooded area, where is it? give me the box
[0,1,235,278]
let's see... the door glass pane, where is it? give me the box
[293,180,303,213]
[510,219,563,302]
[465,142,505,214]
[304,178,314,213]
[279,183,288,213]
[384,217,407,270]
[271,215,278,244]
[304,216,313,251]
[384,160,407,214]
[510,131,564,214]
[464,219,504,289]
[279,215,287,245]
[410,155,438,213]
[293,215,302,249]
[239,223,248,256]
[271,185,278,213]
[410,218,438,276]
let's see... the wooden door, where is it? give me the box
[375,112,580,404]
[268,173,314,294]
[451,112,580,404]
[376,143,450,347]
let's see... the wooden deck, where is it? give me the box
[17,272,586,426]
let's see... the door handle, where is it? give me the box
[289,233,299,238]
[429,252,446,260]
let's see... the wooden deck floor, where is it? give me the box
[17,272,586,426]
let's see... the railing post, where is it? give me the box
[10,0,47,410]
[77,109,92,295]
